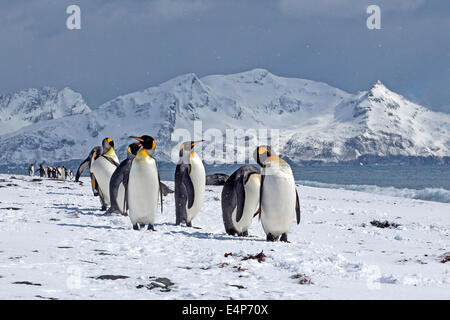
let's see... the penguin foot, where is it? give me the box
[105,207,120,215]
[147,224,155,231]
[242,230,249,237]
[132,224,139,231]
[280,233,289,243]
[101,205,107,211]
[186,221,192,227]
[266,233,276,242]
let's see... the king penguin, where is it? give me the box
[254,146,300,242]
[28,164,34,177]
[90,138,120,210]
[127,135,163,230]
[174,140,205,227]
[106,142,142,215]
[39,164,46,178]
[75,146,103,200]
[221,165,261,236]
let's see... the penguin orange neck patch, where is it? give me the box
[137,149,151,159]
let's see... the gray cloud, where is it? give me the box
[0,0,448,112]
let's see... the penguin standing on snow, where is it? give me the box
[174,140,205,227]
[28,164,34,177]
[56,166,63,179]
[76,146,104,205]
[106,142,142,215]
[221,165,261,236]
[254,146,300,242]
[39,164,46,178]
[75,146,102,182]
[90,138,120,210]
[127,135,163,231]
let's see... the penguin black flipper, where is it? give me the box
[155,159,163,214]
[107,159,130,214]
[182,164,195,209]
[258,174,265,221]
[75,156,90,182]
[221,169,238,235]
[295,188,301,224]
[123,171,129,216]
[175,163,188,224]
[235,174,246,223]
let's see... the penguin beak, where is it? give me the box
[192,140,205,147]
[130,136,144,142]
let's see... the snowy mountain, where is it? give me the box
[0,87,91,135]
[0,69,448,166]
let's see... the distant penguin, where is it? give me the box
[254,146,300,242]
[62,166,67,180]
[39,164,46,178]
[90,138,120,211]
[67,169,74,180]
[28,164,34,177]
[56,166,63,179]
[106,142,142,215]
[46,167,52,178]
[127,135,163,230]
[174,140,205,227]
[221,165,261,236]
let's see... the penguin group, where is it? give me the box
[28,163,74,180]
[76,137,301,242]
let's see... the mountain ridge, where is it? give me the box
[0,69,448,166]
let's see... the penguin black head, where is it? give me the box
[179,140,204,157]
[254,145,272,168]
[130,135,155,151]
[102,137,115,152]
[127,142,142,156]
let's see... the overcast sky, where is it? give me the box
[0,0,449,112]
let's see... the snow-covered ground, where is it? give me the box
[0,174,448,300]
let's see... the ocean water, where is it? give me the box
[200,164,450,204]
[2,162,450,204]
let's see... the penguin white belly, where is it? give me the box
[117,182,125,213]
[91,157,117,205]
[231,174,261,233]
[261,174,296,237]
[186,152,205,223]
[128,158,159,225]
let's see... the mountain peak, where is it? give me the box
[0,86,91,135]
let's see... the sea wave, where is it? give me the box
[298,180,450,203]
